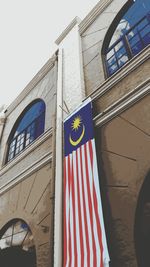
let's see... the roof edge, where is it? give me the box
[79,0,113,34]
[5,52,58,116]
[55,16,81,45]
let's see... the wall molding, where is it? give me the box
[0,151,52,196]
[5,55,57,116]
[87,46,150,102]
[79,0,113,35]
[0,128,53,176]
[55,17,81,45]
[94,80,150,127]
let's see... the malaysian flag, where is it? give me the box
[63,99,110,267]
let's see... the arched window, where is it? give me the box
[0,219,36,267]
[103,0,150,77]
[7,99,45,162]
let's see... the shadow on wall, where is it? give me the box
[0,246,36,267]
[135,170,150,267]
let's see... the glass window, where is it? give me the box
[0,220,36,267]
[0,220,33,249]
[105,0,150,77]
[7,100,45,163]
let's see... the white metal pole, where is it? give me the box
[54,48,63,267]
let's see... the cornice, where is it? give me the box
[0,128,53,176]
[5,54,57,116]
[79,0,113,35]
[86,46,150,102]
[94,79,150,127]
[0,151,52,196]
[55,17,81,45]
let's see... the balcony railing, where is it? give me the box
[106,14,150,76]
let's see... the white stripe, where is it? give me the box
[77,148,87,267]
[91,139,110,263]
[81,144,93,267]
[86,142,101,266]
[73,151,81,267]
[69,154,75,267]
[70,188,74,267]
[65,157,70,267]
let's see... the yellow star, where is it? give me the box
[71,116,82,131]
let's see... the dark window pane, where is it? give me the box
[106,0,150,77]
[7,100,45,162]
[118,54,128,67]
[14,101,45,137]
[131,41,143,55]
[36,113,45,137]
[137,18,148,31]
[142,32,150,45]
[107,55,117,67]
[140,24,150,37]
[108,63,118,75]
[116,46,127,59]
[128,32,140,46]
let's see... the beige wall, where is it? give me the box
[0,59,57,267]
[93,54,149,116]
[80,0,128,94]
[80,0,150,266]
[94,95,150,267]
[0,163,54,267]
[0,62,57,168]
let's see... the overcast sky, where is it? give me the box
[0,0,99,109]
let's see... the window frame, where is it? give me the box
[101,0,150,78]
[5,99,46,164]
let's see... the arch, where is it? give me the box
[6,99,46,163]
[102,0,150,77]
[134,170,150,267]
[0,218,36,267]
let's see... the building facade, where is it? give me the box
[0,57,58,267]
[0,0,149,266]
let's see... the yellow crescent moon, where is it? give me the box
[69,125,85,146]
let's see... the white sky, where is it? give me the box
[0,0,99,108]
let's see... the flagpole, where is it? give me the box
[54,48,63,267]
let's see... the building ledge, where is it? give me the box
[0,128,52,177]
[86,45,150,102]
[5,54,57,116]
[55,16,81,45]
[79,0,113,34]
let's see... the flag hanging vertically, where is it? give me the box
[63,98,110,267]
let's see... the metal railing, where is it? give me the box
[106,14,150,76]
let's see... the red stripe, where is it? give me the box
[84,143,97,267]
[71,155,77,267]
[63,158,67,267]
[76,151,84,267]
[88,140,104,267]
[68,155,72,267]
[80,147,90,267]
[64,140,106,267]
